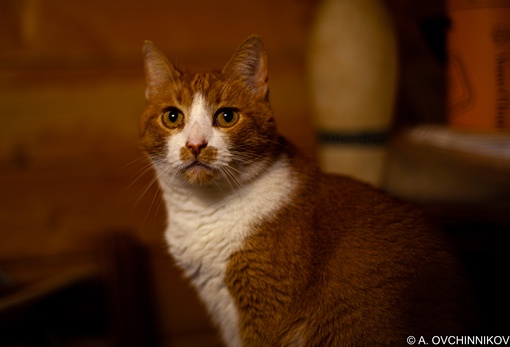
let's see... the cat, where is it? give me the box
[140,35,476,346]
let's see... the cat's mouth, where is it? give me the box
[185,161,212,170]
[182,161,216,185]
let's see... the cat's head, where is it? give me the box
[141,35,281,188]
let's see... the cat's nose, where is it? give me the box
[186,140,208,156]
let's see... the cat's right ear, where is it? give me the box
[222,35,269,101]
[143,41,181,100]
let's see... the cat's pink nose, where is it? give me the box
[186,140,208,156]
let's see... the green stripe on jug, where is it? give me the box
[317,130,389,146]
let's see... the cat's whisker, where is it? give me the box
[124,159,161,206]
[216,167,237,193]
[228,150,264,161]
[120,154,154,171]
[169,160,191,185]
[130,175,162,233]
[132,166,163,208]
[125,158,161,192]
[139,182,163,231]
[136,162,183,231]
[150,164,179,210]
[220,165,245,192]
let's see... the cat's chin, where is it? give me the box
[181,162,218,186]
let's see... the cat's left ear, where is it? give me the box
[222,35,269,100]
[143,40,181,100]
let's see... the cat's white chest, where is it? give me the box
[165,194,245,346]
[159,159,295,347]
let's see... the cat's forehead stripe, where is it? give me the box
[186,92,213,143]
[182,73,216,101]
[189,93,209,121]
[190,73,211,91]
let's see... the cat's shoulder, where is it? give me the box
[284,146,404,208]
[282,145,436,233]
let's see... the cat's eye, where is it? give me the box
[215,108,240,128]
[162,107,184,129]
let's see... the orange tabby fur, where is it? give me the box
[141,35,475,346]
[227,155,474,345]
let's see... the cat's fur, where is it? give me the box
[141,35,475,346]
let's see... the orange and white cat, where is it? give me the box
[141,36,475,346]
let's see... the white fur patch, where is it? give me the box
[185,93,213,147]
[157,156,295,347]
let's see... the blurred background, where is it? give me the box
[0,0,509,346]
